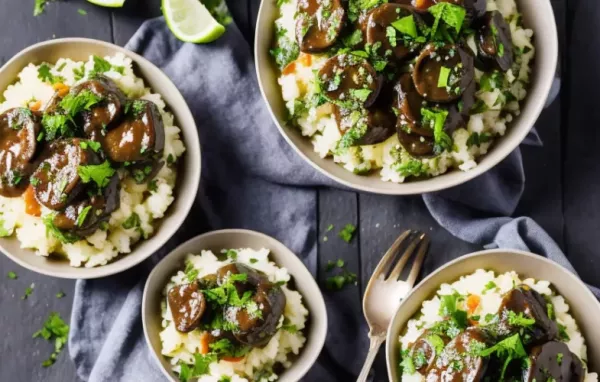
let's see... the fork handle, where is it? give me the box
[357,335,386,382]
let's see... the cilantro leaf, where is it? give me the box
[477,333,527,379]
[421,107,452,153]
[43,213,80,244]
[391,15,418,38]
[339,224,356,243]
[507,311,535,327]
[33,312,69,367]
[7,271,17,279]
[78,161,116,188]
[429,3,466,35]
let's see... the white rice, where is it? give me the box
[160,248,309,381]
[0,54,186,267]
[274,0,535,182]
[399,269,598,382]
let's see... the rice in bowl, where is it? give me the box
[271,0,535,183]
[398,269,598,381]
[159,248,309,381]
[0,53,185,267]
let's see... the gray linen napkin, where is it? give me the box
[69,16,596,382]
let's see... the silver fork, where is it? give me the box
[357,230,430,382]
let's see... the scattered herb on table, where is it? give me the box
[56,291,66,299]
[7,271,17,279]
[77,8,87,16]
[324,258,357,291]
[33,312,69,367]
[325,224,334,232]
[34,0,52,16]
[22,283,35,300]
[339,223,357,243]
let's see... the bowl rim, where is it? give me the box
[254,1,559,195]
[142,229,328,382]
[384,248,600,380]
[0,37,201,279]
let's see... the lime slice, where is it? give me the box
[162,0,226,43]
[87,0,126,7]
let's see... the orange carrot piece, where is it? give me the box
[29,100,42,111]
[467,294,481,314]
[24,185,41,217]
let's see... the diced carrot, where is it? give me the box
[221,355,245,363]
[199,333,210,355]
[298,53,312,67]
[53,83,70,97]
[414,0,435,9]
[282,62,297,75]
[23,185,41,217]
[29,100,42,111]
[467,294,481,314]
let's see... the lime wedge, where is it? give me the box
[161,0,226,43]
[87,0,126,7]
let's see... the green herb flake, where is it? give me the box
[33,312,69,367]
[75,206,92,227]
[429,3,466,35]
[391,15,418,38]
[400,350,416,374]
[7,271,17,280]
[22,283,35,300]
[56,291,65,299]
[78,161,116,188]
[482,280,497,293]
[122,213,141,230]
[437,66,451,88]
[477,333,527,379]
[43,213,80,244]
[34,0,50,16]
[508,310,535,327]
[421,107,452,153]
[77,8,87,15]
[326,224,334,232]
[339,223,356,243]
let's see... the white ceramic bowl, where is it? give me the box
[0,38,201,279]
[255,1,558,195]
[385,249,600,381]
[142,229,328,382]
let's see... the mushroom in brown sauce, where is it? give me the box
[296,0,345,53]
[0,108,43,197]
[168,281,207,333]
[476,11,514,72]
[523,341,585,382]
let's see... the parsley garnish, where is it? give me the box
[122,213,141,230]
[56,291,65,299]
[22,283,35,300]
[33,312,69,367]
[421,107,452,153]
[43,213,80,244]
[482,280,497,293]
[78,161,115,188]
[77,8,87,15]
[38,64,65,85]
[270,26,299,70]
[75,206,92,227]
[339,223,356,243]
[399,349,416,374]
[429,3,466,36]
[392,15,418,38]
[437,66,451,88]
[7,271,17,279]
[478,334,527,379]
[507,311,535,327]
[79,140,101,152]
[34,0,51,16]
[546,302,555,320]
[558,323,570,341]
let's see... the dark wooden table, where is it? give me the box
[0,0,591,381]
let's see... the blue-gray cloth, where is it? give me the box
[68,16,598,382]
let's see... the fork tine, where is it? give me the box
[387,232,425,281]
[405,234,429,287]
[371,230,412,280]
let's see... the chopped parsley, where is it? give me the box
[77,8,87,15]
[477,334,527,379]
[399,349,416,374]
[38,64,65,85]
[22,283,35,300]
[42,90,102,140]
[122,213,141,230]
[396,160,428,178]
[546,302,555,320]
[479,71,504,92]
[270,26,299,69]
[33,312,69,367]
[56,291,65,299]
[437,66,451,88]
[43,213,80,244]
[392,15,418,38]
[75,206,92,227]
[326,224,334,232]
[339,223,356,243]
[507,311,535,327]
[429,3,466,36]
[183,260,199,282]
[7,271,17,280]
[179,353,217,382]
[89,55,112,77]
[421,107,452,153]
[79,140,101,152]
[467,132,492,148]
[558,323,570,341]
[482,280,497,294]
[34,0,51,16]
[78,161,116,188]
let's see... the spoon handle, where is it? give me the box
[357,335,386,382]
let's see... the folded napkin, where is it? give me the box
[69,11,597,382]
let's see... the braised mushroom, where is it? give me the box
[412,44,475,103]
[216,263,286,347]
[427,328,489,380]
[51,173,120,237]
[497,285,559,345]
[103,100,165,163]
[408,330,451,374]
[0,108,43,197]
[167,281,207,333]
[476,11,514,72]
[365,4,425,61]
[318,54,382,108]
[523,342,585,382]
[296,0,345,53]
[393,74,435,157]
[334,106,396,146]
[70,75,127,140]
[32,139,102,211]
